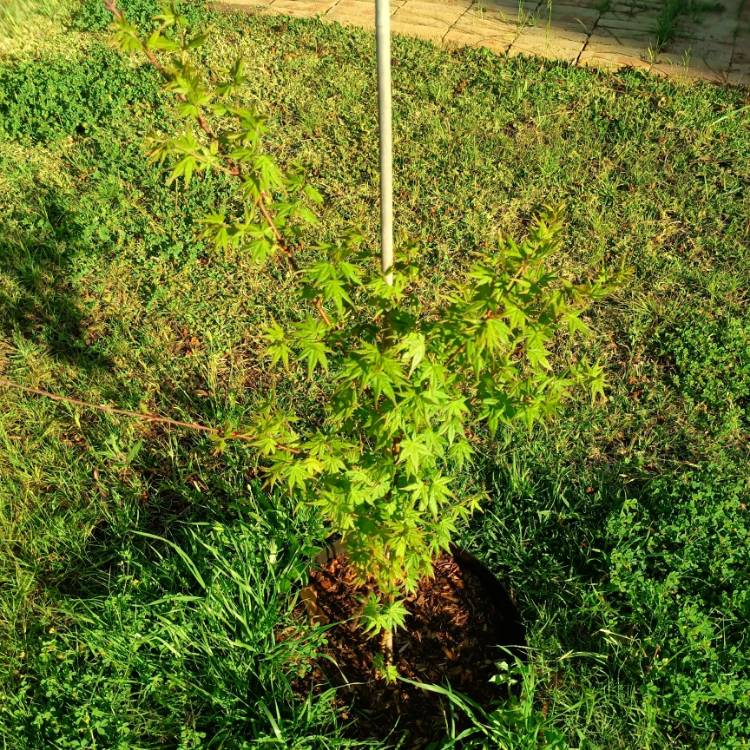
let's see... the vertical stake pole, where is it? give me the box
[376,0,394,286]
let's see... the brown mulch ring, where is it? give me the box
[287,549,525,748]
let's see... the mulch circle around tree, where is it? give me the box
[287,547,525,748]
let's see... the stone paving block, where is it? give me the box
[475,0,542,15]
[443,14,518,52]
[391,20,450,41]
[674,14,737,44]
[470,0,540,25]
[391,15,452,42]
[608,0,663,11]
[391,0,470,41]
[271,0,338,17]
[649,61,726,83]
[731,37,750,66]
[539,3,600,34]
[589,23,654,41]
[721,0,745,18]
[516,23,588,44]
[326,0,407,23]
[596,8,660,32]
[544,0,602,8]
[395,0,472,24]
[325,0,374,28]
[655,39,734,71]
[510,25,587,61]
[586,25,655,52]
[651,54,728,83]
[510,36,584,62]
[578,48,653,70]
[444,28,515,53]
[583,30,655,63]
[450,11,520,35]
[727,66,750,86]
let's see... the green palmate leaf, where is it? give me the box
[229,58,245,85]
[168,154,197,184]
[291,204,319,225]
[191,81,213,104]
[479,389,516,434]
[264,322,291,369]
[186,33,208,50]
[253,154,285,191]
[228,144,258,162]
[199,214,230,250]
[321,278,351,316]
[481,317,511,352]
[399,332,426,374]
[247,235,275,264]
[249,433,280,457]
[304,261,338,283]
[427,475,454,517]
[504,300,527,329]
[579,359,607,402]
[284,461,313,492]
[397,435,433,477]
[564,309,591,337]
[303,184,324,204]
[153,5,177,25]
[146,31,181,51]
[447,437,474,469]
[526,327,552,370]
[361,595,409,637]
[403,478,429,508]
[300,340,329,378]
[293,318,331,377]
[156,134,219,184]
[111,19,144,53]
[165,73,195,98]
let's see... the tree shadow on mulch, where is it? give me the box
[290,548,526,748]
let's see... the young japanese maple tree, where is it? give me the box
[108,3,614,671]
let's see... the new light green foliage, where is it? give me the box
[257,218,613,633]
[109,2,614,643]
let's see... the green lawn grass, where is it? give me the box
[1,1,749,747]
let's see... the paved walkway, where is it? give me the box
[219,0,750,85]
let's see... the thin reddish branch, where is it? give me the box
[314,298,332,326]
[0,377,299,453]
[104,0,164,73]
[104,2,301,273]
[195,113,214,137]
[0,378,229,435]
[142,44,164,73]
[257,198,297,267]
[103,0,122,20]
[103,0,331,327]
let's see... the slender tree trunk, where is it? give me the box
[376,0,393,285]
[382,626,394,668]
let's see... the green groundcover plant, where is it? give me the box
[108,1,615,668]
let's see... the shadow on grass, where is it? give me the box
[0,189,111,372]
[464,452,628,648]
